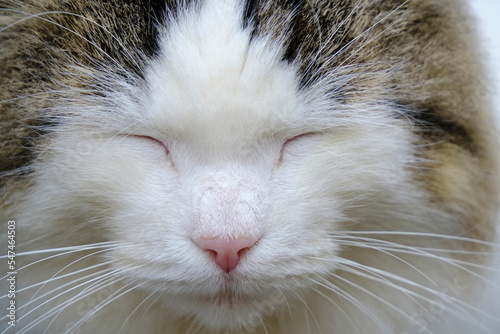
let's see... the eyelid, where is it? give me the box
[131,135,164,145]
[283,133,316,146]
[129,135,170,154]
[278,132,317,166]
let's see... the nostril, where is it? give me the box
[237,246,251,257]
[196,238,257,273]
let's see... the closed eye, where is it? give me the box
[277,132,317,166]
[128,134,178,170]
[129,135,169,153]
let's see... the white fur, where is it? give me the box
[4,1,497,333]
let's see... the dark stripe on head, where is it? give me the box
[243,0,259,31]
[412,107,477,153]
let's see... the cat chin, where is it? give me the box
[113,251,311,331]
[161,290,288,332]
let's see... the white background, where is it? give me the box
[471,0,500,121]
[470,0,500,330]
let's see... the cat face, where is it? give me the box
[29,1,423,329]
[2,0,498,333]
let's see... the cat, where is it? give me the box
[1,0,499,333]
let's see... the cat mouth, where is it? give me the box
[193,292,258,307]
[186,281,268,307]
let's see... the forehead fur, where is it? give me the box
[144,0,302,145]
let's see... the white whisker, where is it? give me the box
[306,275,393,333]
[64,281,144,334]
[289,288,323,334]
[0,242,119,283]
[0,8,140,69]
[332,236,500,283]
[335,262,495,331]
[18,266,139,334]
[118,285,162,333]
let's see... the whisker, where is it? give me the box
[305,275,392,333]
[17,266,116,317]
[18,266,138,334]
[0,242,118,280]
[118,285,162,333]
[328,1,408,65]
[0,89,95,105]
[277,287,293,324]
[304,0,409,87]
[331,236,500,280]
[307,283,361,332]
[335,262,495,331]
[315,0,363,61]
[289,288,323,334]
[21,246,126,307]
[330,233,498,262]
[41,275,128,334]
[301,0,323,69]
[0,242,117,259]
[330,237,437,285]
[10,260,113,298]
[16,269,118,333]
[336,231,500,248]
[64,281,145,334]
[330,270,414,321]
[0,8,140,69]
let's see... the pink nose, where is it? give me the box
[196,238,257,273]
